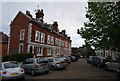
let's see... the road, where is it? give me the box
[24,58,118,81]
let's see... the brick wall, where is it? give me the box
[9,11,31,54]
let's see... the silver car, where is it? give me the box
[22,58,50,76]
[1,61,25,80]
[48,58,67,70]
[105,60,120,71]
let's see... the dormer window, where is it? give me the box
[20,29,25,40]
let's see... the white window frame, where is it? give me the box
[20,29,25,40]
[61,40,64,47]
[19,43,24,53]
[35,31,40,42]
[56,38,59,46]
[55,38,57,46]
[37,47,43,56]
[28,45,34,54]
[51,36,54,45]
[57,49,60,55]
[58,39,60,46]
[65,42,68,47]
[47,48,52,55]
[69,43,71,48]
[47,35,51,44]
[41,33,45,43]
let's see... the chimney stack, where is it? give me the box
[26,10,32,18]
[68,36,71,39]
[35,9,44,19]
[35,9,44,24]
[61,30,66,35]
[52,21,59,32]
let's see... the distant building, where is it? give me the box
[71,47,84,55]
[0,32,9,57]
[71,47,78,54]
[95,49,120,60]
[8,9,72,57]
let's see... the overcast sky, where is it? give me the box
[1,2,88,47]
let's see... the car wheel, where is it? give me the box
[63,67,66,70]
[20,76,25,80]
[31,70,35,76]
[45,71,49,74]
[105,65,108,70]
[51,66,55,70]
[97,64,100,68]
[116,71,120,80]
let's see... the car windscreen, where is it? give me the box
[42,58,48,63]
[48,59,53,62]
[4,62,19,69]
[54,58,63,61]
[37,58,48,63]
[71,56,76,58]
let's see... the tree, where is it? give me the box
[78,2,120,51]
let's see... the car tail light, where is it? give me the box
[41,64,46,66]
[56,62,60,64]
[34,65,39,68]
[21,69,24,72]
[3,72,7,74]
[61,61,65,63]
[56,62,61,64]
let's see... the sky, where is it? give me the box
[0,1,89,47]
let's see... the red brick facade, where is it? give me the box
[0,32,9,57]
[9,9,72,57]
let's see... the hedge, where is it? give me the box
[2,53,34,62]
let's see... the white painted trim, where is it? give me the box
[7,26,11,54]
[28,42,71,50]
[19,43,24,53]
[28,42,60,49]
[51,36,54,45]
[41,32,45,43]
[47,35,51,44]
[35,30,40,42]
[27,42,71,56]
[20,11,32,19]
[20,29,25,41]
[27,45,34,54]
[36,47,43,56]
[10,11,31,26]
[27,23,32,43]
[47,48,52,56]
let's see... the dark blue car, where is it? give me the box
[116,70,120,80]
[91,57,109,68]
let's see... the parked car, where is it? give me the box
[22,58,50,76]
[1,61,25,80]
[87,56,97,64]
[48,58,67,70]
[116,70,120,80]
[62,56,71,64]
[91,57,109,67]
[80,55,84,58]
[68,55,77,62]
[72,54,79,60]
[105,60,120,71]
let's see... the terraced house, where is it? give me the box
[8,9,72,57]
